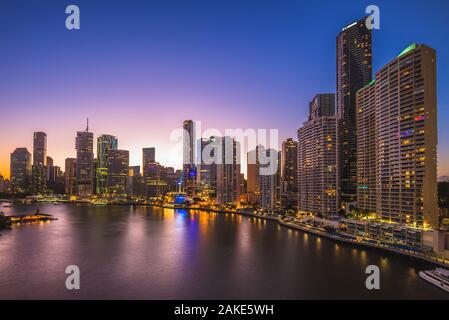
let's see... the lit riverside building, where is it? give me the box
[142,147,155,168]
[197,137,218,197]
[356,44,438,228]
[197,138,210,187]
[0,175,5,193]
[10,147,32,193]
[215,136,240,207]
[46,156,53,182]
[182,120,197,196]
[142,148,167,197]
[31,131,47,194]
[128,165,145,196]
[76,121,94,197]
[144,161,168,198]
[107,149,129,196]
[258,147,281,211]
[47,165,62,193]
[297,94,337,218]
[165,167,181,193]
[96,134,118,194]
[336,18,372,207]
[64,158,77,195]
[281,138,298,208]
[356,79,376,212]
[246,146,261,205]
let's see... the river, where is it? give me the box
[0,203,447,299]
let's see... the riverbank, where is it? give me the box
[152,203,449,268]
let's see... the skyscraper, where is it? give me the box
[64,158,77,195]
[246,146,261,205]
[46,156,54,171]
[336,18,372,206]
[107,150,129,196]
[47,166,64,194]
[96,134,118,194]
[128,165,145,196]
[31,131,47,194]
[33,132,47,165]
[356,44,438,228]
[216,136,240,207]
[144,161,167,198]
[10,148,31,193]
[281,138,298,207]
[183,120,197,196]
[197,138,210,186]
[356,80,376,213]
[298,94,337,218]
[165,167,180,193]
[142,146,156,195]
[309,94,335,120]
[259,147,281,211]
[0,175,5,193]
[142,147,165,197]
[142,147,156,169]
[76,121,94,197]
[197,137,218,194]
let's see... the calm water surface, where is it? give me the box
[0,203,447,299]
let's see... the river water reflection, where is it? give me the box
[0,203,447,299]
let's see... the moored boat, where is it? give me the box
[419,268,449,293]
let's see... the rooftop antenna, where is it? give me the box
[86,118,89,132]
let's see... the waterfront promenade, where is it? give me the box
[156,204,449,268]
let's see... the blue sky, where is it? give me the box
[0,0,448,176]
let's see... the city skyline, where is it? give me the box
[1,1,449,302]
[1,0,449,179]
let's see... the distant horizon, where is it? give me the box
[2,0,449,179]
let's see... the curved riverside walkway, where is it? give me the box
[156,204,449,268]
[240,211,449,268]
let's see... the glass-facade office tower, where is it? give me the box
[247,148,259,193]
[165,167,180,193]
[281,138,298,207]
[298,94,337,218]
[10,148,32,193]
[246,145,262,205]
[336,18,372,206]
[259,147,281,211]
[76,124,94,197]
[33,132,47,165]
[183,120,197,196]
[128,165,145,196]
[356,44,438,228]
[216,136,240,206]
[96,134,118,194]
[107,150,129,196]
[31,131,47,194]
[144,161,167,198]
[197,137,218,193]
[142,147,163,197]
[197,138,211,187]
[0,175,5,193]
[46,156,53,177]
[142,147,155,168]
[64,158,77,195]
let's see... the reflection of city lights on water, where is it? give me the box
[360,250,367,263]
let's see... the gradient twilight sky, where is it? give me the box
[1,0,449,179]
